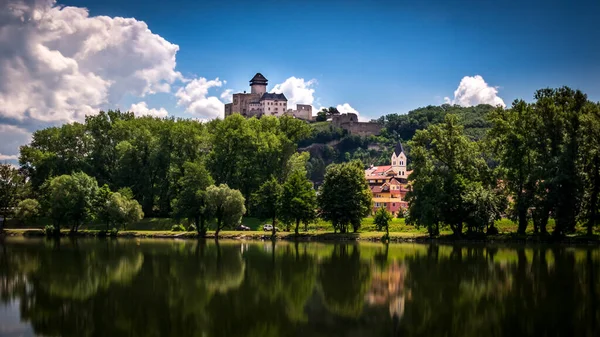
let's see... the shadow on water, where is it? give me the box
[0,238,599,337]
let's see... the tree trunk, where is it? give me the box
[517,200,528,235]
[215,217,222,241]
[271,215,276,238]
[295,219,300,235]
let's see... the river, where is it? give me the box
[0,238,598,337]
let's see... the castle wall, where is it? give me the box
[231,93,261,116]
[332,113,382,136]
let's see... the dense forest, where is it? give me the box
[2,86,599,237]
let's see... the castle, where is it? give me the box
[224,73,313,121]
[331,113,382,136]
[364,142,412,215]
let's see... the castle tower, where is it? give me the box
[391,142,407,178]
[250,73,268,95]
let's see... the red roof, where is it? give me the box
[372,165,392,174]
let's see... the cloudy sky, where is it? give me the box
[1,0,599,163]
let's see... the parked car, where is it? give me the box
[262,224,280,232]
[236,225,251,231]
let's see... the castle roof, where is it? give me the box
[260,93,287,101]
[394,142,405,156]
[250,73,268,85]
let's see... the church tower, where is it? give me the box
[250,73,268,95]
[391,142,407,178]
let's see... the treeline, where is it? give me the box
[407,87,600,237]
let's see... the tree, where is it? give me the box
[317,161,372,233]
[206,184,245,239]
[251,177,283,238]
[373,207,393,236]
[280,171,317,235]
[407,114,498,236]
[0,164,26,231]
[42,172,99,235]
[316,109,327,122]
[105,192,144,231]
[580,101,600,236]
[15,199,41,227]
[172,161,214,236]
[489,100,539,234]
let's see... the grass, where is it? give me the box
[5,216,600,243]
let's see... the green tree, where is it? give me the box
[373,207,393,236]
[105,192,144,231]
[0,164,26,231]
[42,172,99,235]
[489,100,539,234]
[407,114,496,236]
[316,109,327,122]
[15,198,41,227]
[172,161,214,236]
[317,161,372,233]
[280,171,317,235]
[580,101,600,236]
[252,177,283,237]
[206,184,246,239]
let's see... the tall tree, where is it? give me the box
[317,161,372,233]
[206,184,246,239]
[252,177,283,238]
[407,114,498,236]
[42,172,99,235]
[14,199,41,227]
[373,207,393,237]
[171,161,214,236]
[580,101,600,236]
[0,164,26,231]
[488,100,539,234]
[280,171,317,235]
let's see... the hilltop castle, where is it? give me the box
[224,73,313,120]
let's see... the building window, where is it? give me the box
[393,161,396,165]
[383,203,387,207]
[268,107,270,111]
[375,202,380,207]
[392,203,395,206]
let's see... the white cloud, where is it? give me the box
[444,75,505,108]
[220,89,233,103]
[175,77,225,119]
[271,77,317,109]
[128,101,168,118]
[335,103,370,122]
[0,124,31,161]
[0,0,182,123]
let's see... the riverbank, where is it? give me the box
[3,228,600,245]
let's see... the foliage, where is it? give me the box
[317,161,372,233]
[43,224,54,235]
[104,192,144,231]
[42,172,99,235]
[0,164,27,230]
[171,224,186,232]
[280,170,317,234]
[15,198,41,227]
[206,184,246,237]
[251,177,283,237]
[373,207,393,233]
[171,160,214,236]
[187,224,197,232]
[407,114,502,236]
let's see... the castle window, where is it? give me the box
[393,161,396,165]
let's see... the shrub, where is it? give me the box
[44,225,54,236]
[187,224,197,232]
[110,227,119,236]
[171,224,186,232]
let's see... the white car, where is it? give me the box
[262,224,279,232]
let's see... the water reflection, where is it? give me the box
[0,239,599,337]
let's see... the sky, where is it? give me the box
[1,0,599,164]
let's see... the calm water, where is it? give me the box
[0,238,599,337]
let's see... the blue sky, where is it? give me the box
[0,0,598,162]
[63,0,599,117]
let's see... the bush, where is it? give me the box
[110,227,119,236]
[171,224,186,232]
[187,224,197,232]
[44,225,54,236]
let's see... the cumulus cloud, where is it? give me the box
[0,0,182,123]
[444,75,505,108]
[128,101,168,118]
[271,77,317,109]
[0,124,31,161]
[220,89,233,103]
[176,78,225,119]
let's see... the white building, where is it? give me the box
[224,73,312,120]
